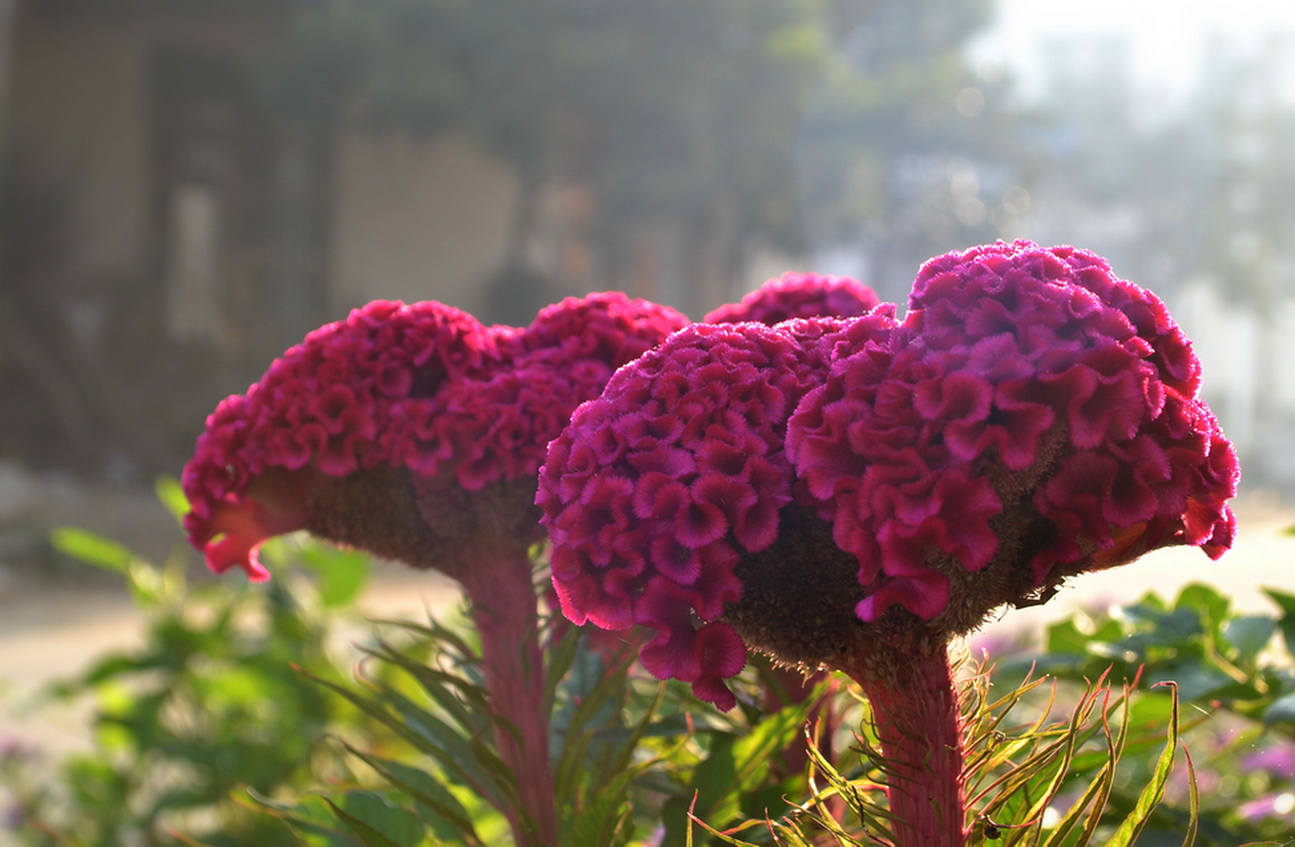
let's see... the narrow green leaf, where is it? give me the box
[50,526,135,573]
[552,652,644,805]
[244,789,354,839]
[1104,681,1180,847]
[343,745,484,846]
[379,685,515,808]
[1180,744,1199,847]
[326,792,423,847]
[298,668,507,811]
[542,625,584,717]
[365,639,492,726]
[565,765,636,847]
[154,476,190,523]
[1041,684,1130,847]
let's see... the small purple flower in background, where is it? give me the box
[1243,744,1295,782]
[703,271,881,325]
[1237,791,1295,822]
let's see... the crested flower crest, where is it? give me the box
[538,241,1239,709]
[703,271,881,325]
[183,294,688,581]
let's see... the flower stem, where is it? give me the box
[841,643,967,846]
[460,553,557,847]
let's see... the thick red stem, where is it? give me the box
[460,553,557,847]
[841,644,966,847]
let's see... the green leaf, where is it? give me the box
[1263,587,1295,655]
[361,640,491,736]
[1175,583,1229,639]
[300,543,370,608]
[1146,663,1236,703]
[50,526,136,573]
[565,764,636,847]
[344,745,484,846]
[326,791,424,847]
[298,668,505,809]
[246,789,354,839]
[1263,692,1295,726]
[1225,615,1278,664]
[1179,745,1199,847]
[154,475,190,524]
[1265,587,1295,616]
[1104,682,1180,847]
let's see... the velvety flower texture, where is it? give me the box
[703,271,880,325]
[183,294,688,582]
[540,240,1239,710]
[537,316,884,709]
[787,240,1238,630]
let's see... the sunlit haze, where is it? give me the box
[975,0,1295,108]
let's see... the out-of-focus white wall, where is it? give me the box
[331,132,517,314]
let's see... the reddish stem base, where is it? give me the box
[841,644,967,847]
[460,554,557,847]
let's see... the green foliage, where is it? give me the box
[989,582,1295,846]
[9,486,1295,847]
[2,486,401,846]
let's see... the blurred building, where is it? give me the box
[0,0,542,478]
[0,0,784,480]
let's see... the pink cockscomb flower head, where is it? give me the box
[538,247,1237,844]
[181,293,688,584]
[703,271,881,325]
[537,313,897,710]
[181,300,500,582]
[787,240,1239,643]
[181,292,687,847]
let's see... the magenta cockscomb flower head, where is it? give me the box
[536,314,896,710]
[182,293,689,583]
[787,240,1238,645]
[182,300,500,581]
[703,271,881,325]
[538,245,1237,844]
[182,292,687,847]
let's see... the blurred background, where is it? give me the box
[1,0,1293,581]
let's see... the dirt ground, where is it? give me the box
[0,478,1292,757]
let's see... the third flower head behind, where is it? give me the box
[536,240,1239,710]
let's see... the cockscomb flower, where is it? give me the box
[538,241,1237,845]
[181,294,687,583]
[786,240,1238,642]
[537,314,895,710]
[181,292,687,847]
[182,299,500,582]
[703,271,881,325]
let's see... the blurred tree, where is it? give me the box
[1020,33,1295,478]
[279,0,879,315]
[796,0,1033,301]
